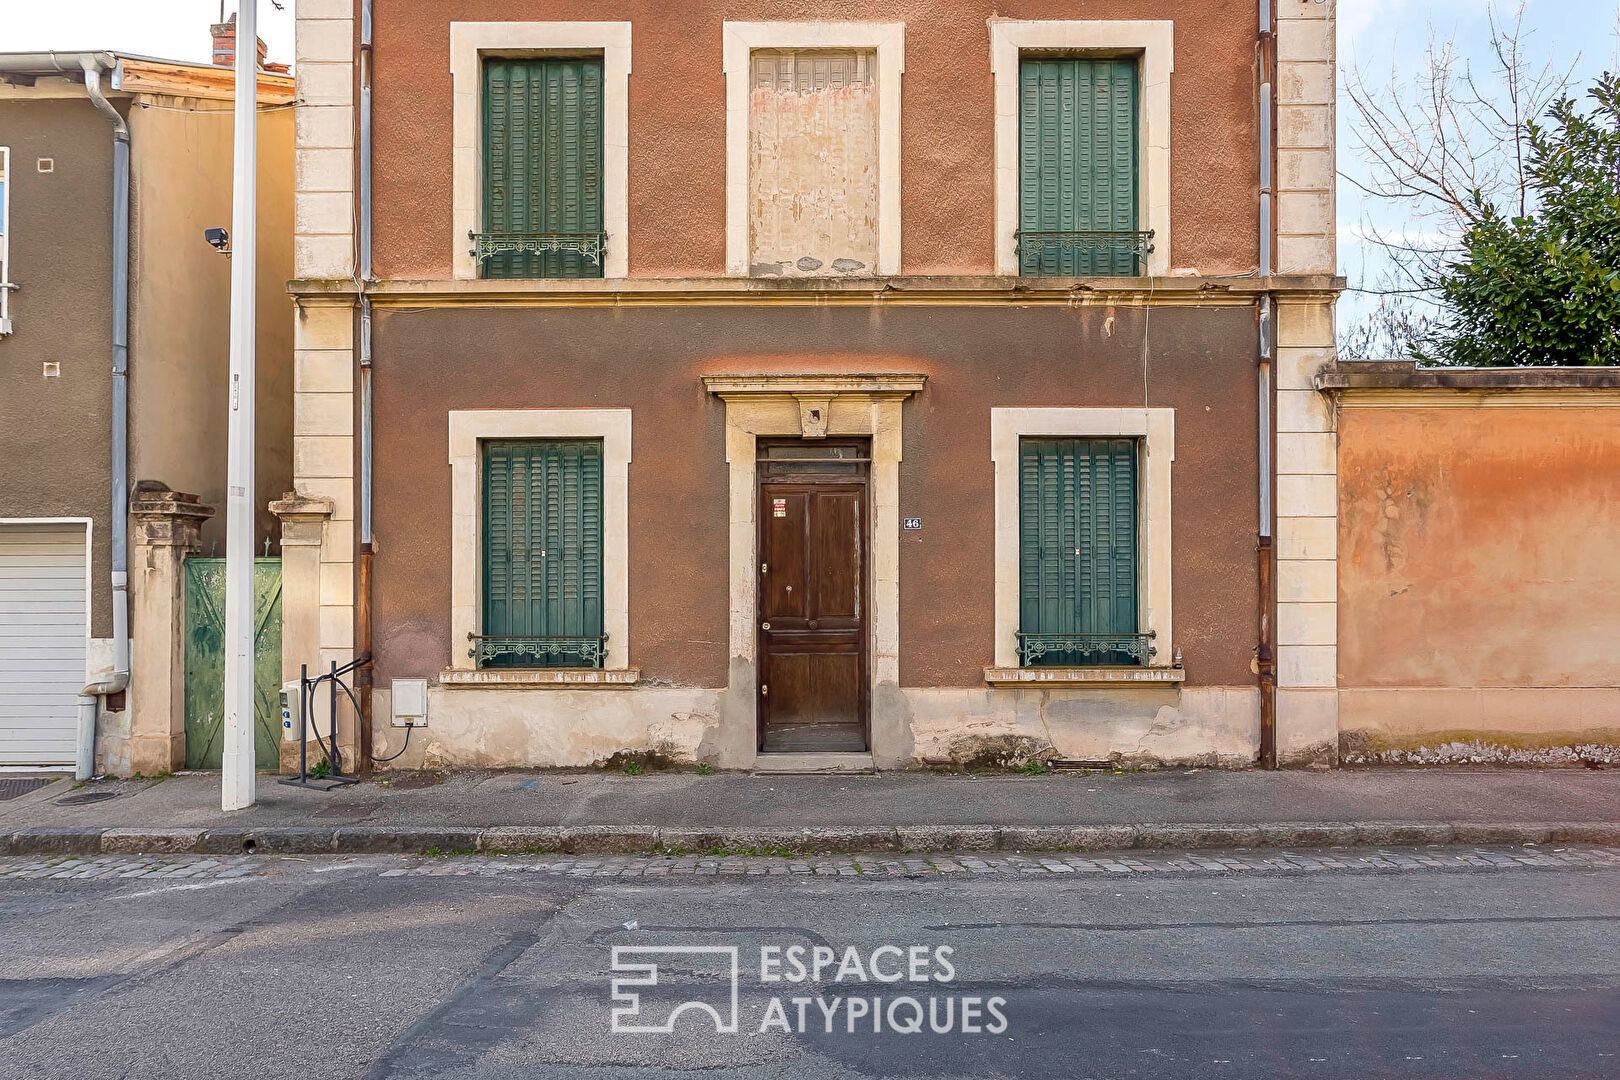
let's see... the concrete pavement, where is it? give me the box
[2,767,1618,855]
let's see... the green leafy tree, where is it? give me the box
[1419,73,1620,366]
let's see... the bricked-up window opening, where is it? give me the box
[479,440,606,668]
[749,49,878,277]
[1017,58,1146,276]
[479,58,605,280]
[1018,437,1150,666]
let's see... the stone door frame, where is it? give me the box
[703,373,924,767]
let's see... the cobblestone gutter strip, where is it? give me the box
[4,821,1620,857]
[8,846,1620,882]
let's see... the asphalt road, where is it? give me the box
[2,848,1618,1079]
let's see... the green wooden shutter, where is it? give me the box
[482,440,605,668]
[1019,438,1140,665]
[1018,58,1140,276]
[482,57,605,280]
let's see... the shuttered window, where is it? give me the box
[1018,438,1141,666]
[481,58,605,280]
[1018,58,1141,276]
[481,440,605,668]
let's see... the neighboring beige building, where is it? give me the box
[0,43,294,772]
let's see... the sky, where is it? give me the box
[6,1,297,68]
[6,0,1617,309]
[1337,0,1617,328]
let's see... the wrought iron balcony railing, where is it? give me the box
[469,632,608,668]
[1017,630,1156,667]
[469,231,607,267]
[1014,229,1155,275]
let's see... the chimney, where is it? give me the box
[210,13,268,70]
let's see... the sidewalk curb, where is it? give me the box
[4,822,1619,858]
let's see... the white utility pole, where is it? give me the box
[222,0,259,811]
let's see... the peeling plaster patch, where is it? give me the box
[646,711,720,764]
[1278,739,1338,768]
[904,687,1259,769]
[402,687,725,769]
[1342,732,1620,766]
[941,734,1054,769]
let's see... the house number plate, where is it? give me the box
[903,518,922,530]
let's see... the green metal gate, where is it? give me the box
[183,557,283,770]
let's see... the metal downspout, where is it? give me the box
[1257,0,1278,769]
[77,57,131,779]
[355,0,376,770]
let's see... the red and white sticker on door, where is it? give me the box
[772,498,787,518]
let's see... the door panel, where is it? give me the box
[758,473,867,752]
[810,491,860,623]
[760,491,809,623]
[764,649,861,727]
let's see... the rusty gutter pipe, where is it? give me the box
[1257,0,1278,769]
[354,0,375,770]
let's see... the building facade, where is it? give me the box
[286,0,1340,771]
[0,49,293,770]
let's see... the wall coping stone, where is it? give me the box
[1319,360,1620,393]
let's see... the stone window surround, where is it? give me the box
[722,21,905,277]
[446,409,632,677]
[989,19,1173,278]
[989,407,1175,670]
[449,22,632,281]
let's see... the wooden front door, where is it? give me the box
[757,441,869,753]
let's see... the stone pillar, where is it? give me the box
[270,491,334,772]
[1274,0,1341,765]
[128,484,215,775]
[292,0,359,761]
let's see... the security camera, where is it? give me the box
[204,227,230,254]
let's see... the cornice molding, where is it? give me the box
[289,274,1344,309]
[701,374,927,400]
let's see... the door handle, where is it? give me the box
[761,621,771,631]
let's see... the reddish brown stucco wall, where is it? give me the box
[371,0,1260,279]
[369,304,1259,690]
[1339,406,1620,691]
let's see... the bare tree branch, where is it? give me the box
[1341,1,1580,357]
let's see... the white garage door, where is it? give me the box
[0,523,88,765]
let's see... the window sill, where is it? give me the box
[983,666,1185,688]
[439,668,640,689]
